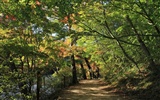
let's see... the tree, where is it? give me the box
[77,0,160,73]
[1,0,160,99]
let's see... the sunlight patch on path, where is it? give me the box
[57,79,129,100]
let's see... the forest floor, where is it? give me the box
[55,79,133,100]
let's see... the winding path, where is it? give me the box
[57,79,130,100]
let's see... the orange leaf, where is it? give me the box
[11,16,16,21]
[5,15,9,19]
[36,0,41,6]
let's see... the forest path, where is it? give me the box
[57,79,130,100]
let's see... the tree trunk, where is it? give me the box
[9,58,29,95]
[126,15,158,72]
[104,19,141,72]
[136,1,160,34]
[71,55,78,84]
[37,71,41,100]
[19,56,24,73]
[96,67,100,78]
[84,57,93,79]
[9,57,18,72]
[80,62,87,79]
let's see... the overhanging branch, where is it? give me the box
[81,23,140,46]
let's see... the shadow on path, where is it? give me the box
[57,79,131,100]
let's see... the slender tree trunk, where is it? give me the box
[70,37,78,84]
[103,18,141,72]
[9,58,29,95]
[63,75,66,88]
[84,57,93,79]
[26,57,33,94]
[80,62,87,79]
[26,57,30,72]
[71,55,78,84]
[31,56,34,70]
[68,17,78,84]
[19,56,24,73]
[37,71,41,100]
[126,15,158,72]
[96,67,100,79]
[136,1,160,34]
[9,61,18,72]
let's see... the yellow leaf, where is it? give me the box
[78,11,84,15]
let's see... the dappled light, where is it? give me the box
[57,79,128,100]
[0,0,160,100]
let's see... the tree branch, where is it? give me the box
[135,1,160,34]
[81,23,140,46]
[102,9,141,72]
[126,15,157,71]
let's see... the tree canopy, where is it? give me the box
[0,0,160,99]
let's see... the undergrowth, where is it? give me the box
[103,66,160,100]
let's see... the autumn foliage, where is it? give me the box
[60,14,76,23]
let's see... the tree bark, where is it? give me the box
[71,55,78,84]
[126,15,158,72]
[103,18,141,72]
[96,67,100,78]
[80,62,87,79]
[84,57,93,79]
[37,71,41,100]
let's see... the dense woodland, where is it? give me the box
[0,0,160,100]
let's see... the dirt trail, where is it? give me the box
[57,79,130,100]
